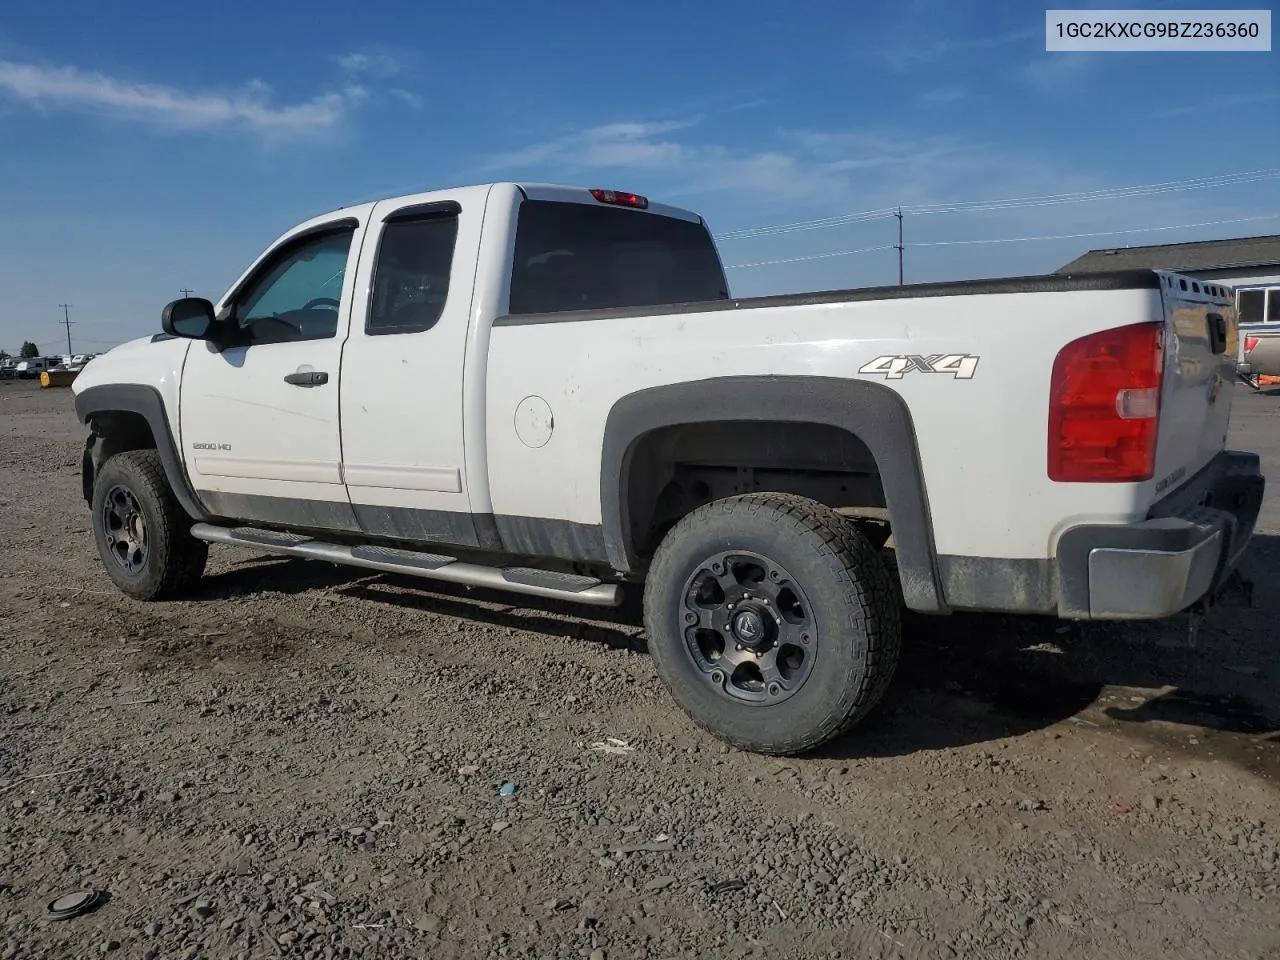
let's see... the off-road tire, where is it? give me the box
[91,449,208,600]
[643,493,902,755]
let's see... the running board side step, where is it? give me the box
[190,524,622,607]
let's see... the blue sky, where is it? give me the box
[0,0,1277,354]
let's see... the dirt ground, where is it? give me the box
[1,380,1277,960]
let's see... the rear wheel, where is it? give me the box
[643,493,902,755]
[91,449,208,600]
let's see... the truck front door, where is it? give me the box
[179,218,362,530]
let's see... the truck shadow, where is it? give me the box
[824,533,1280,761]
[192,536,1280,760]
[192,559,649,654]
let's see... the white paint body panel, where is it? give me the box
[71,334,191,442]
[177,206,371,504]
[337,185,494,515]
[486,287,1188,560]
[72,181,1238,573]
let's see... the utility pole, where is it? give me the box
[895,207,904,286]
[59,304,74,355]
[180,288,193,298]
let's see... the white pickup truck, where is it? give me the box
[72,182,1264,755]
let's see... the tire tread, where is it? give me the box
[644,492,902,756]
[92,449,207,600]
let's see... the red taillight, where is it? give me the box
[1048,321,1164,483]
[1245,335,1259,354]
[589,188,649,210]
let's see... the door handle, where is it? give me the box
[283,370,329,387]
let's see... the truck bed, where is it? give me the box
[492,269,1205,326]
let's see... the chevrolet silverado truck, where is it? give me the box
[71,182,1264,755]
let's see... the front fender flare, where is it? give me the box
[75,384,207,521]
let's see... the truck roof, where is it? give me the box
[327,182,704,226]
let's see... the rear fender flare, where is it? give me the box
[599,376,946,613]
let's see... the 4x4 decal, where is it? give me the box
[858,354,980,380]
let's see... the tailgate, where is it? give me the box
[1151,271,1236,493]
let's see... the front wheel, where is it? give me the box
[91,449,208,600]
[643,493,902,756]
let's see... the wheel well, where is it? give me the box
[83,411,157,503]
[623,420,889,563]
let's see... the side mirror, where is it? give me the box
[161,297,217,339]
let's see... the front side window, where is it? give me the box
[235,228,355,344]
[367,215,459,334]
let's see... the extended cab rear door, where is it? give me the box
[337,189,487,544]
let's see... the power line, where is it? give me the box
[715,167,1280,242]
[718,207,896,241]
[907,169,1280,216]
[724,212,1280,270]
[725,244,896,270]
[909,212,1280,248]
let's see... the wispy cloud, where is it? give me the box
[481,119,702,172]
[388,88,424,109]
[481,118,1012,205]
[884,29,1038,69]
[475,113,1277,255]
[1023,52,1098,95]
[1151,89,1280,119]
[0,59,364,137]
[334,51,404,79]
[919,85,968,106]
[334,50,423,111]
[720,97,779,114]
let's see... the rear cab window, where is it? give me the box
[508,199,728,315]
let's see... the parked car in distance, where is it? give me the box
[70,181,1264,755]
[1236,284,1280,380]
[15,357,55,379]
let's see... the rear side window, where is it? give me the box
[508,200,728,315]
[1238,289,1264,324]
[367,214,459,335]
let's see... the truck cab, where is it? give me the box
[74,183,727,550]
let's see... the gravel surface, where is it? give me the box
[1,381,1278,959]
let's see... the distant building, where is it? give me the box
[1057,234,1280,327]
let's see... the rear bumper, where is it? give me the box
[1055,451,1265,619]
